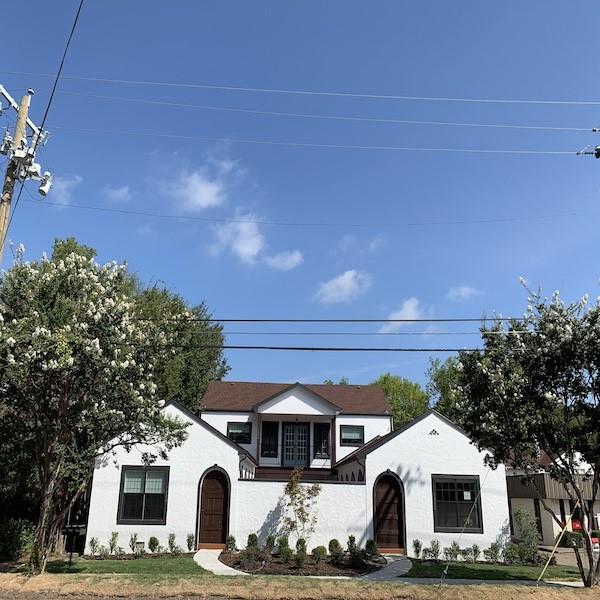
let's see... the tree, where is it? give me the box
[282,468,321,545]
[372,373,429,429]
[426,357,461,421]
[455,286,600,587]
[0,248,187,573]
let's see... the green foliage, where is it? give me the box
[265,535,276,552]
[0,519,34,560]
[365,539,379,556]
[99,545,110,559]
[426,357,462,422]
[347,534,357,554]
[283,468,321,543]
[412,538,422,558]
[226,535,236,552]
[294,550,307,569]
[239,546,265,571]
[129,533,138,554]
[559,531,583,549]
[460,547,475,563]
[51,237,97,262]
[186,533,195,552]
[168,533,182,554]
[279,546,293,563]
[148,537,160,553]
[423,539,440,560]
[89,537,100,556]
[277,536,289,551]
[312,545,327,563]
[471,544,481,561]
[108,532,119,555]
[511,509,541,564]
[483,543,500,563]
[372,373,429,429]
[443,540,460,561]
[247,533,258,548]
[295,537,307,553]
[328,539,343,563]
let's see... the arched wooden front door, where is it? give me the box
[374,474,405,552]
[199,470,229,546]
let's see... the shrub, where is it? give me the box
[296,538,307,553]
[443,540,460,561]
[129,533,138,553]
[312,545,327,563]
[226,535,236,552]
[461,547,475,563]
[471,544,481,562]
[511,509,539,563]
[412,539,422,559]
[294,550,307,569]
[347,534,357,554]
[280,546,293,563]
[168,533,182,554]
[0,519,35,561]
[430,539,440,560]
[560,531,583,549]
[277,535,289,552]
[328,539,343,563]
[148,536,160,553]
[247,533,258,548]
[365,539,379,556]
[483,543,500,563]
[265,535,276,552]
[99,545,110,559]
[89,536,100,556]
[239,546,265,571]
[186,533,195,552]
[108,532,119,555]
[115,546,126,558]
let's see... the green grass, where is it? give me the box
[405,559,581,581]
[43,556,208,575]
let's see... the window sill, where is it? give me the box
[117,519,167,526]
[433,527,483,534]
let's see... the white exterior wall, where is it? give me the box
[336,415,392,461]
[364,413,509,555]
[85,404,243,553]
[258,387,337,416]
[235,480,367,549]
[200,411,257,457]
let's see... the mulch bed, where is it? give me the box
[82,552,196,561]
[219,551,383,577]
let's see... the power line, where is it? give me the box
[159,344,478,352]
[137,317,524,324]
[219,330,524,336]
[19,192,584,229]
[2,70,600,106]
[49,90,591,132]
[50,125,575,154]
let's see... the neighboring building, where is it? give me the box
[507,452,599,545]
[85,381,509,555]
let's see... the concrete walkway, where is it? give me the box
[361,555,412,580]
[193,549,248,576]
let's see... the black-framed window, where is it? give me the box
[118,466,169,525]
[432,475,483,533]
[314,423,330,458]
[340,425,364,446]
[261,421,279,457]
[227,422,252,444]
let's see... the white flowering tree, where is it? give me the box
[455,283,600,586]
[0,248,187,573]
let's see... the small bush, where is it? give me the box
[186,533,195,552]
[168,533,182,554]
[99,545,110,559]
[265,535,276,552]
[115,546,126,558]
[443,540,460,561]
[240,546,265,571]
[294,550,307,569]
[560,531,583,549]
[148,536,160,553]
[129,533,138,553]
[247,533,258,548]
[461,547,475,563]
[0,519,35,561]
[89,537,100,556]
[422,539,441,560]
[312,545,327,563]
[328,539,343,564]
[296,538,307,553]
[226,535,236,552]
[412,539,422,559]
[365,539,379,556]
[108,532,119,555]
[280,546,293,563]
[277,535,289,552]
[483,543,500,563]
[471,544,481,562]
[347,534,357,554]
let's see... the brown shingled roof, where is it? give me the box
[199,381,391,415]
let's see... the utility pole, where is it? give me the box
[576,129,600,160]
[0,86,52,260]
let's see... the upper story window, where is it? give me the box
[340,425,364,446]
[227,422,252,445]
[313,423,330,458]
[261,421,279,457]
[432,475,483,533]
[118,466,169,525]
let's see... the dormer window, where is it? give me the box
[227,422,252,445]
[340,425,364,446]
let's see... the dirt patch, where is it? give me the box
[219,550,381,576]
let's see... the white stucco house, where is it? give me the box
[85,381,510,555]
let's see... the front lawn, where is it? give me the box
[405,559,581,581]
[43,556,208,575]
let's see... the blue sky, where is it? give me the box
[1,1,599,387]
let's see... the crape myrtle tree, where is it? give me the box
[455,282,600,587]
[0,247,189,573]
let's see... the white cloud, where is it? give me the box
[314,269,372,304]
[264,250,303,271]
[210,214,265,264]
[379,297,423,333]
[51,174,82,206]
[368,234,386,252]
[104,185,131,203]
[335,234,357,254]
[446,285,483,302]
[170,169,227,211]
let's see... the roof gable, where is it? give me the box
[256,383,340,415]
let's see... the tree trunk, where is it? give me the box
[29,478,57,574]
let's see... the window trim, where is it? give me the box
[117,466,170,525]
[313,422,331,459]
[339,424,365,447]
[260,421,279,458]
[227,421,252,445]
[431,474,483,534]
